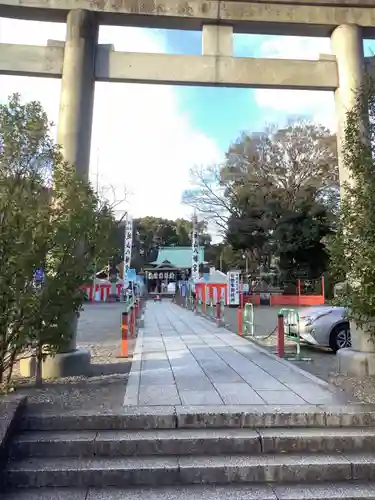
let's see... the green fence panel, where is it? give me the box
[243,303,254,336]
[278,308,311,361]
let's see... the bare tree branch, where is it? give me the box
[182,164,241,234]
[98,183,129,222]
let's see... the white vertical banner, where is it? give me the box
[227,270,240,306]
[123,214,133,281]
[191,213,200,282]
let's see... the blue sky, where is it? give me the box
[162,30,375,151]
[0,18,375,220]
[161,30,278,150]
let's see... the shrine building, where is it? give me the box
[144,246,205,293]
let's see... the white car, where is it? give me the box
[285,306,351,353]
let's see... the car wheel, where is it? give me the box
[329,323,351,353]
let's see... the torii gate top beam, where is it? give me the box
[1,0,375,37]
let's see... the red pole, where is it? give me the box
[237,307,243,336]
[136,298,141,319]
[120,311,129,357]
[277,313,285,358]
[216,302,221,327]
[321,276,325,303]
[134,299,138,319]
[133,306,137,336]
[130,307,135,339]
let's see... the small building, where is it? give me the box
[144,246,205,293]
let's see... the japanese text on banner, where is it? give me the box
[191,214,200,281]
[123,215,133,279]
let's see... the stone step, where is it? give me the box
[20,404,375,431]
[4,453,375,488]
[3,483,375,500]
[10,427,375,458]
[11,428,261,458]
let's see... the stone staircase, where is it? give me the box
[3,405,375,498]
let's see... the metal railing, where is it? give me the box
[243,303,254,336]
[278,308,311,361]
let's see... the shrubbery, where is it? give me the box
[0,94,117,386]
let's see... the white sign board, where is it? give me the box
[227,270,240,306]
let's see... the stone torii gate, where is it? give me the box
[0,0,374,377]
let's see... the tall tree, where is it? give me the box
[271,187,333,279]
[182,120,338,236]
[225,121,338,200]
[224,121,338,278]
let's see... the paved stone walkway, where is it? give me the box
[124,301,346,406]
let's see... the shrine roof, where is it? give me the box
[149,246,205,269]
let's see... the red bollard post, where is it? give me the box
[130,307,135,339]
[277,313,285,358]
[133,305,137,337]
[135,298,140,320]
[216,301,221,327]
[237,307,243,336]
[119,311,129,358]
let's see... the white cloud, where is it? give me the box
[0,19,222,219]
[254,36,336,130]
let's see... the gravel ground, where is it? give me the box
[1,302,134,413]
[222,306,375,404]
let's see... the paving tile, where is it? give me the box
[138,385,181,406]
[179,390,223,406]
[214,383,265,405]
[123,301,347,408]
[142,352,169,361]
[174,377,216,391]
[140,373,175,386]
[245,377,289,391]
[285,383,342,405]
[256,390,306,405]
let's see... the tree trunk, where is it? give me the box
[35,342,43,387]
[6,347,17,385]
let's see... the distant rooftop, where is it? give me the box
[149,246,205,269]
